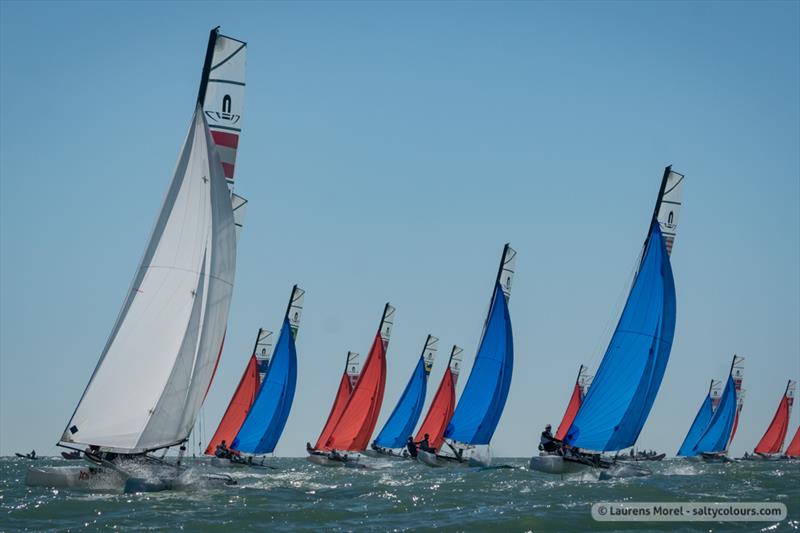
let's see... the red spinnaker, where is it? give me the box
[415,367,456,450]
[314,370,354,450]
[556,380,583,441]
[324,332,387,451]
[754,383,793,454]
[728,403,743,449]
[204,355,259,455]
[785,427,800,457]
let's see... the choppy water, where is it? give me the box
[1,456,798,532]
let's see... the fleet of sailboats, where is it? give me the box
[17,27,800,492]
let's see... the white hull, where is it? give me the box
[26,466,127,491]
[417,449,488,468]
[306,451,366,468]
[528,454,591,475]
[362,449,410,461]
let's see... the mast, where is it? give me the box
[196,27,220,106]
[650,165,672,225]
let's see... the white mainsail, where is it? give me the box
[62,107,237,453]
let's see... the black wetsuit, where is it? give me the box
[540,430,559,453]
[406,440,418,458]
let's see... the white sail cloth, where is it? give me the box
[62,107,236,453]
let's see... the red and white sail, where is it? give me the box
[726,356,746,451]
[555,365,591,441]
[415,346,463,450]
[198,28,247,188]
[323,304,394,451]
[754,380,795,455]
[314,351,361,450]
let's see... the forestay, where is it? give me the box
[62,107,237,453]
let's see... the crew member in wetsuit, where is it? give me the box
[417,433,433,453]
[215,440,231,459]
[539,424,560,453]
[405,436,418,458]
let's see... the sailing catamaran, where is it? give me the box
[307,304,394,466]
[204,329,274,457]
[367,335,438,459]
[418,244,516,468]
[678,356,745,463]
[743,380,795,460]
[414,346,463,453]
[311,351,361,455]
[529,166,684,477]
[25,27,247,491]
[208,286,304,467]
[784,426,800,459]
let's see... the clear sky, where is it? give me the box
[1,1,798,458]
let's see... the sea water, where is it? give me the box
[1,457,798,531]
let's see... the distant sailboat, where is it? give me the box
[677,380,722,457]
[784,426,800,459]
[530,166,684,477]
[208,286,304,467]
[678,356,744,463]
[746,380,795,460]
[414,346,463,452]
[204,329,274,457]
[307,304,394,466]
[312,352,361,453]
[368,335,438,459]
[26,27,247,492]
[418,244,516,468]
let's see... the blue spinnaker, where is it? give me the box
[692,374,737,454]
[232,317,297,454]
[677,393,714,456]
[565,221,676,451]
[445,282,513,445]
[373,355,429,449]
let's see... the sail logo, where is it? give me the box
[205,95,240,125]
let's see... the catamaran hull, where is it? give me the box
[209,457,275,470]
[416,449,488,468]
[528,454,591,475]
[25,466,127,490]
[363,449,410,461]
[701,453,732,463]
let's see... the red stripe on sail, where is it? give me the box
[314,371,354,450]
[211,130,240,149]
[324,331,387,451]
[754,392,792,454]
[205,355,260,455]
[415,368,456,451]
[785,426,800,457]
[222,162,235,179]
[555,381,583,441]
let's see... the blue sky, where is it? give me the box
[1,1,798,457]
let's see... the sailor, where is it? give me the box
[405,436,418,458]
[539,424,560,453]
[215,440,231,459]
[29,450,36,459]
[417,433,433,453]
